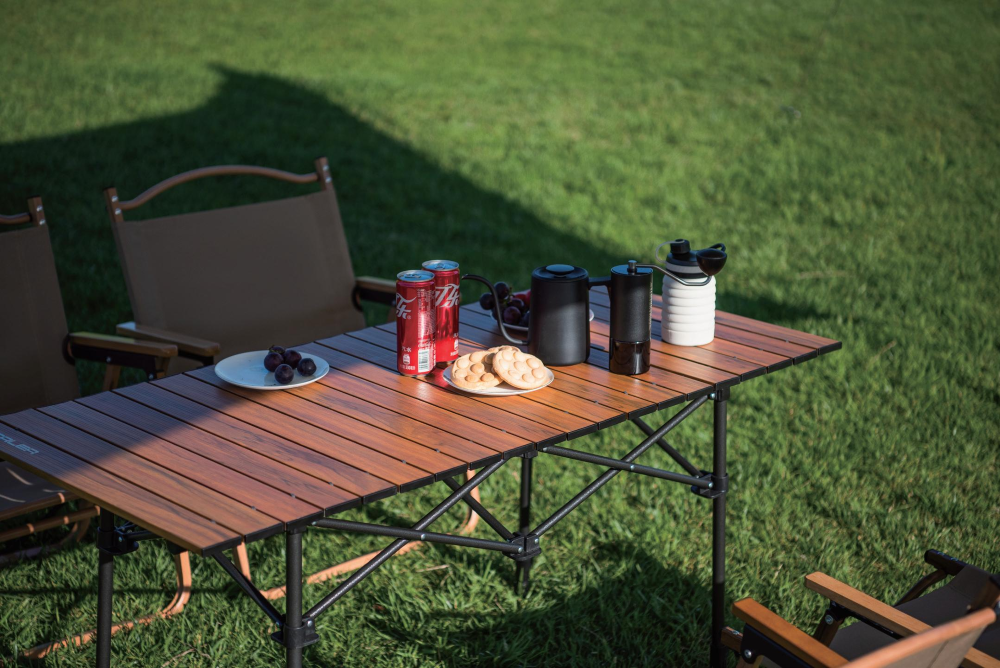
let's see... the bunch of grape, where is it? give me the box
[478,281,532,327]
[264,345,318,385]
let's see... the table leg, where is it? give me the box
[517,454,534,594]
[711,394,728,668]
[96,510,115,668]
[286,530,303,668]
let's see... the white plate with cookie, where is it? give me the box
[444,347,554,396]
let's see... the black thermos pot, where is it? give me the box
[463,264,607,366]
[608,262,654,375]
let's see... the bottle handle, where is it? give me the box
[710,243,726,252]
[635,264,712,287]
[460,274,528,346]
[654,241,671,265]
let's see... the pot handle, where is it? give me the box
[460,274,528,346]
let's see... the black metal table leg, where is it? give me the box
[96,510,115,668]
[286,530,304,668]
[517,454,534,594]
[711,391,729,668]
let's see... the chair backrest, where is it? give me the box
[105,158,365,361]
[0,198,79,413]
[843,606,998,668]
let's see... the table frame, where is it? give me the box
[93,388,732,668]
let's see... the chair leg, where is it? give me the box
[261,468,483,600]
[234,542,252,580]
[21,550,192,660]
[0,502,99,566]
[101,365,122,391]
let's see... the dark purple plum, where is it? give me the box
[494,281,511,302]
[518,310,530,327]
[297,357,317,376]
[503,305,522,325]
[269,345,285,355]
[478,292,495,310]
[274,363,295,385]
[264,351,284,372]
[283,349,302,369]
[509,297,525,311]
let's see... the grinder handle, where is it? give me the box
[460,274,528,346]
[634,263,713,286]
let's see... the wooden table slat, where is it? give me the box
[78,392,352,516]
[153,375,435,492]
[40,402,316,528]
[308,339,564,445]
[589,318,763,378]
[0,421,240,554]
[115,383,391,502]
[713,311,841,352]
[341,331,599,437]
[4,409,281,541]
[713,324,817,360]
[187,371,469,479]
[458,307,719,396]
[290,378,502,468]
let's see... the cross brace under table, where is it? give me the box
[93,389,733,668]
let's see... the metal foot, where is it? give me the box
[96,511,115,668]
[711,391,728,668]
[517,454,534,595]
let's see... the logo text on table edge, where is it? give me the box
[0,432,39,455]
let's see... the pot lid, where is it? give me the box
[533,264,588,281]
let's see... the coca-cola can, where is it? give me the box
[421,259,461,363]
[396,270,436,375]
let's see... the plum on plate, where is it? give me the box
[264,351,284,372]
[274,364,295,385]
[518,310,530,327]
[269,344,285,356]
[283,349,302,369]
[298,358,317,377]
[494,281,511,301]
[479,292,495,311]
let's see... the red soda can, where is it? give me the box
[421,259,461,363]
[396,270,436,375]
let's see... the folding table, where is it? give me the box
[0,287,840,667]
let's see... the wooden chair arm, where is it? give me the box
[353,275,397,308]
[116,322,220,359]
[805,572,1000,668]
[733,598,848,668]
[67,332,178,358]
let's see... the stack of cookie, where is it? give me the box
[451,345,549,392]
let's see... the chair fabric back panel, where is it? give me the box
[0,225,78,413]
[113,190,365,360]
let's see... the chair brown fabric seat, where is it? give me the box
[829,565,1000,660]
[0,461,74,522]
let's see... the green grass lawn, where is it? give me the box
[2,0,999,665]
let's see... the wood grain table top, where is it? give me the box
[0,288,840,555]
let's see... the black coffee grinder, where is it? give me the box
[607,247,727,375]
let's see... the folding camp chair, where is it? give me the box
[0,197,189,659]
[723,562,1000,668]
[103,158,480,598]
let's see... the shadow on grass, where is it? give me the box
[361,542,715,667]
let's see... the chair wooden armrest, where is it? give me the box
[68,332,178,359]
[116,322,220,360]
[805,572,1000,668]
[733,598,848,668]
[353,275,397,308]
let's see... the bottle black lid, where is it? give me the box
[669,239,692,259]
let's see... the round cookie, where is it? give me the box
[451,348,501,390]
[492,346,549,390]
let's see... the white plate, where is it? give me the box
[479,306,595,333]
[215,351,329,390]
[442,364,554,396]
